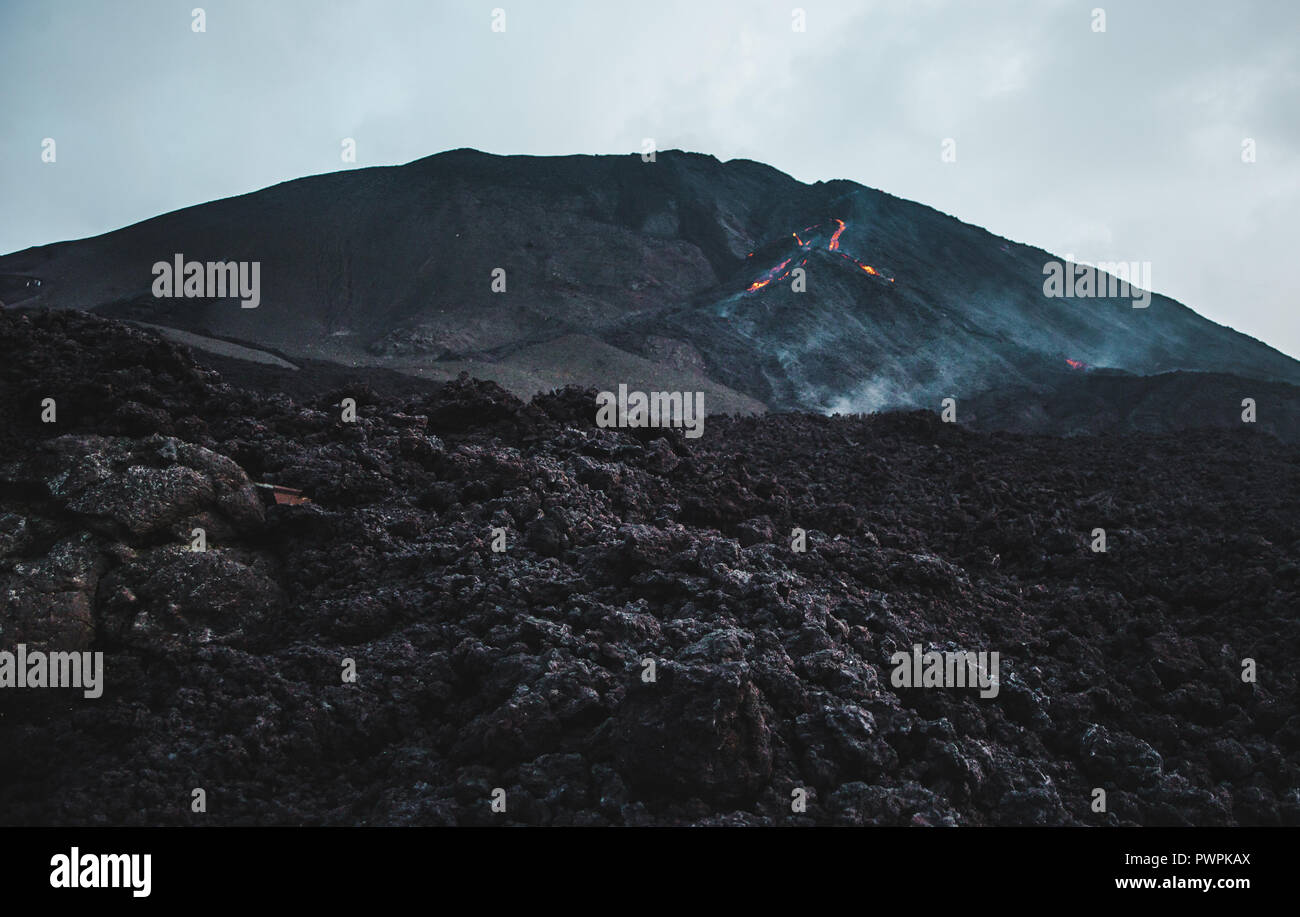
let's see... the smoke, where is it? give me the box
[823,375,923,415]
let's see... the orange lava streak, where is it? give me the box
[745,218,894,292]
[835,250,889,279]
[1065,358,1087,370]
[827,218,847,251]
[746,257,792,292]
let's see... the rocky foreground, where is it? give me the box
[1,309,1297,826]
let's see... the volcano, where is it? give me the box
[2,151,1299,830]
[3,148,1298,427]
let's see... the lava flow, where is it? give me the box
[827,218,847,251]
[1065,358,1090,371]
[745,218,893,292]
[746,257,793,292]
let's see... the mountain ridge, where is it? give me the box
[3,147,1297,415]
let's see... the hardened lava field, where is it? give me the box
[0,308,1297,826]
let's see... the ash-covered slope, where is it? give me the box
[3,149,1297,413]
[2,309,1297,826]
[0,150,766,355]
[965,367,1300,442]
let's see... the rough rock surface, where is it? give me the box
[0,309,1296,826]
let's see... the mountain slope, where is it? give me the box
[3,148,1297,413]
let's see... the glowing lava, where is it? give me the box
[1065,358,1089,370]
[746,257,793,292]
[828,219,847,251]
[744,217,893,292]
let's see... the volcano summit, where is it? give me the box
[4,148,1298,437]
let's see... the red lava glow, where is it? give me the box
[1065,358,1089,370]
[827,219,847,251]
[746,257,793,292]
[744,217,894,292]
[835,250,890,279]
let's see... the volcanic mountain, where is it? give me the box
[4,148,1299,427]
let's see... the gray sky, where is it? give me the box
[2,0,1297,357]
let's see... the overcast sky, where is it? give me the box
[2,0,1296,357]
